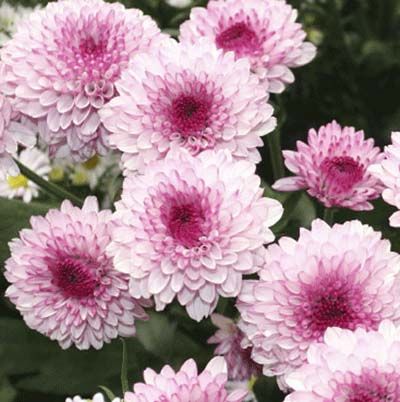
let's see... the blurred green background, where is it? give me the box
[1,0,400,401]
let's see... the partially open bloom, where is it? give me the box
[179,0,316,93]
[0,0,165,161]
[0,147,50,203]
[124,357,248,402]
[369,132,400,226]
[237,219,400,388]
[208,314,262,381]
[0,94,36,179]
[66,394,121,402]
[99,39,275,173]
[273,120,384,210]
[5,197,150,350]
[108,149,283,321]
[285,321,400,401]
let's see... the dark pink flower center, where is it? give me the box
[333,371,400,401]
[216,22,261,56]
[171,95,210,136]
[165,202,206,248]
[321,156,364,192]
[51,256,98,298]
[296,273,377,340]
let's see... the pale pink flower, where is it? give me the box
[5,197,150,350]
[237,219,400,388]
[108,149,283,321]
[208,314,262,381]
[99,38,275,173]
[0,93,36,178]
[369,132,400,227]
[179,0,316,93]
[0,0,165,161]
[285,321,400,401]
[124,357,248,402]
[273,120,384,210]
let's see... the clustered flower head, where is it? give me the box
[108,149,283,321]
[124,357,248,402]
[208,314,262,381]
[369,131,400,227]
[5,197,151,350]
[0,0,166,161]
[273,120,384,210]
[0,147,50,203]
[285,321,400,401]
[100,38,275,173]
[237,219,400,388]
[0,93,36,179]
[180,0,316,92]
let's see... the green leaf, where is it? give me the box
[0,198,56,268]
[0,377,16,402]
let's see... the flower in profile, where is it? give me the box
[99,39,275,173]
[273,120,384,211]
[285,321,400,401]
[66,394,121,402]
[208,314,262,381]
[5,197,150,350]
[124,357,248,402]
[0,147,50,203]
[369,132,400,227]
[237,219,400,388]
[0,94,36,179]
[179,0,316,93]
[108,149,283,321]
[0,0,165,161]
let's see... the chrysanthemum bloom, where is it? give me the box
[0,0,165,161]
[237,219,400,388]
[0,147,50,203]
[5,197,150,350]
[99,39,275,173]
[108,149,283,321]
[273,120,384,210]
[369,132,400,227]
[124,357,248,402]
[66,394,121,402]
[179,0,316,93]
[285,321,400,401]
[209,314,262,381]
[0,94,36,179]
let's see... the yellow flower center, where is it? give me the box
[71,170,89,186]
[7,174,29,189]
[49,166,65,182]
[82,155,100,170]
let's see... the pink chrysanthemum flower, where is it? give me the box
[124,357,248,402]
[273,120,384,211]
[237,219,400,388]
[208,314,262,381]
[0,0,165,161]
[285,321,400,401]
[0,93,36,178]
[179,0,316,93]
[369,132,400,227]
[5,197,150,350]
[108,149,283,321]
[99,38,276,173]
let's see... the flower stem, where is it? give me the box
[14,159,83,207]
[267,128,286,181]
[323,207,336,225]
[120,338,129,395]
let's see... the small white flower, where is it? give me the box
[66,393,121,402]
[0,147,50,203]
[165,0,192,8]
